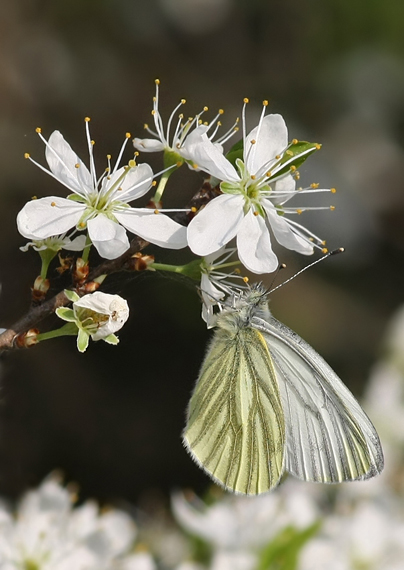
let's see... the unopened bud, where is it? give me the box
[74,258,89,284]
[32,276,50,303]
[129,252,155,272]
[15,328,40,348]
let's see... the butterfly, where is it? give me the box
[183,284,384,495]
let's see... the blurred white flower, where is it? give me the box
[0,476,138,570]
[56,291,129,352]
[17,122,187,259]
[117,551,157,570]
[20,233,87,253]
[185,101,331,273]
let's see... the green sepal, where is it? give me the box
[77,328,90,353]
[225,138,243,167]
[257,520,321,570]
[56,307,76,322]
[269,141,319,180]
[64,289,80,303]
[67,194,86,203]
[220,182,241,194]
[103,333,119,345]
[164,149,184,170]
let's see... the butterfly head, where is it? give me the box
[216,283,271,333]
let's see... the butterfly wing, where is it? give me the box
[183,327,285,494]
[255,316,384,483]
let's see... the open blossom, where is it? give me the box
[185,100,333,274]
[56,290,129,352]
[133,79,238,162]
[0,475,139,570]
[17,121,187,260]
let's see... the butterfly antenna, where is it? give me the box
[268,263,287,291]
[269,248,345,294]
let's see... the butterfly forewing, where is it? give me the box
[183,326,285,494]
[256,316,384,483]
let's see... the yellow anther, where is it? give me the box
[151,110,156,116]
[295,172,300,179]
[322,247,328,254]
[35,127,42,133]
[75,163,80,168]
[331,187,336,193]
[322,240,327,246]
[290,165,297,172]
[191,206,197,213]
[253,211,259,216]
[315,143,322,150]
[152,180,157,186]
[330,205,336,211]
[218,109,224,115]
[180,98,186,104]
[154,209,160,214]
[79,222,86,228]
[128,159,136,168]
[296,209,303,215]
[192,163,198,169]
[234,126,239,132]
[178,113,184,120]
[266,171,272,177]
[263,100,269,106]
[276,154,281,159]
[107,154,111,160]
[107,176,111,180]
[217,121,222,127]
[125,132,131,139]
[144,123,149,129]
[105,167,110,172]
[133,152,139,158]
[243,97,249,104]
[203,106,208,112]
[31,195,37,200]
[203,121,208,126]
[286,150,293,156]
[117,186,122,192]
[176,161,182,167]
[234,268,241,274]
[310,183,319,189]
[243,276,249,283]
[24,153,30,159]
[251,175,256,180]
[152,97,157,102]
[84,117,91,122]
[198,119,202,125]
[292,138,299,145]
[250,139,256,145]
[91,140,95,146]
[155,78,160,85]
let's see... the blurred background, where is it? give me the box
[0,0,404,511]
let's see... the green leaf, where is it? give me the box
[256,521,321,570]
[103,334,119,345]
[55,307,76,322]
[77,329,90,353]
[64,289,80,303]
[225,138,243,167]
[269,141,319,180]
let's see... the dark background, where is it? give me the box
[1,0,404,502]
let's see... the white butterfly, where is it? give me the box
[183,284,384,495]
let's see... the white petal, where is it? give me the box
[17,197,85,239]
[133,137,166,152]
[64,234,87,251]
[87,215,130,259]
[109,163,154,203]
[180,127,239,182]
[245,115,288,175]
[120,552,157,570]
[236,209,278,273]
[46,131,93,196]
[187,194,245,256]
[263,200,314,255]
[273,174,296,203]
[115,209,187,249]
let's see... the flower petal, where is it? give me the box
[46,131,93,197]
[115,209,187,249]
[245,114,288,176]
[17,197,85,239]
[109,163,154,203]
[65,234,87,251]
[133,137,166,152]
[87,215,130,259]
[187,194,245,256]
[180,127,240,182]
[273,174,296,204]
[263,200,314,255]
[236,209,278,273]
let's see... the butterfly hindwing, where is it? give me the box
[183,326,285,495]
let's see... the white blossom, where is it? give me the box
[185,100,333,274]
[17,122,187,260]
[133,80,238,162]
[20,233,87,253]
[0,476,138,570]
[56,291,130,352]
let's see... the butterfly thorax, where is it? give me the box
[215,287,271,336]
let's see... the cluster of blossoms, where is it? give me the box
[13,80,335,345]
